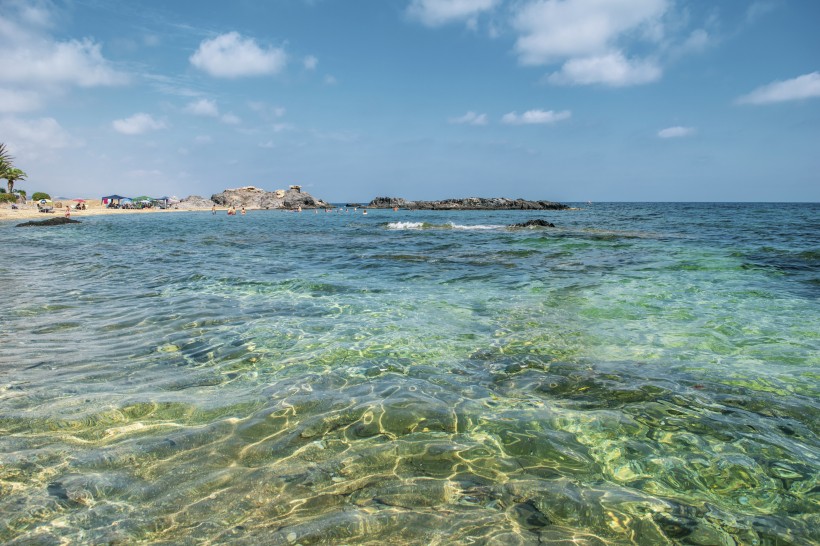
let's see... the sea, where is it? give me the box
[0,202,817,545]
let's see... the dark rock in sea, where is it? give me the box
[509,219,555,228]
[368,196,568,210]
[16,217,81,227]
[47,482,70,500]
[211,186,331,209]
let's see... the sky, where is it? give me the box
[1,0,818,202]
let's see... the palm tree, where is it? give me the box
[5,167,27,194]
[0,143,11,177]
[0,143,27,195]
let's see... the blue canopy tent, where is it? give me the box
[101,194,127,207]
[152,196,170,209]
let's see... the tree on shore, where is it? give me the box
[0,144,11,175]
[5,168,27,194]
[0,143,28,195]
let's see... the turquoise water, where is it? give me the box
[1,203,817,545]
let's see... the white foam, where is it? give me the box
[386,221,426,229]
[448,222,503,231]
[386,221,504,231]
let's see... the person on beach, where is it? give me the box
[65,206,70,218]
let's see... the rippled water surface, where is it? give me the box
[1,203,818,545]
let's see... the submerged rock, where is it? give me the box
[509,219,556,228]
[16,217,81,227]
[368,196,568,210]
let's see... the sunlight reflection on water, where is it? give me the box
[1,203,818,544]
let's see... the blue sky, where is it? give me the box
[1,0,818,202]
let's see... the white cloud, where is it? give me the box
[0,88,42,113]
[0,116,80,150]
[190,32,287,78]
[658,126,695,138]
[220,113,241,125]
[324,75,338,85]
[143,34,161,47]
[449,111,488,125]
[304,55,318,70]
[746,1,778,23]
[502,109,571,125]
[737,72,820,105]
[145,74,202,98]
[195,135,213,144]
[248,101,286,120]
[510,0,670,87]
[408,0,499,27]
[0,35,128,88]
[680,28,709,53]
[184,98,219,117]
[14,1,56,29]
[512,0,668,65]
[547,51,661,86]
[112,113,167,135]
[0,1,127,121]
[273,123,295,133]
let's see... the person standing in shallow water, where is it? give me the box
[64,205,70,218]
[212,204,216,215]
[241,206,246,215]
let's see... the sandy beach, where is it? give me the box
[0,199,212,221]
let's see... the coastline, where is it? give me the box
[0,201,213,222]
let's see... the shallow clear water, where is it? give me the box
[1,203,818,545]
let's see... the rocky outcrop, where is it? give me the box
[368,197,408,209]
[177,195,214,209]
[367,197,568,210]
[211,186,330,209]
[509,219,555,228]
[16,217,81,227]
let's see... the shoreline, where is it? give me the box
[1,202,214,222]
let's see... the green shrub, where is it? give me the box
[0,193,18,203]
[15,190,26,198]
[0,188,5,193]
[32,192,51,201]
